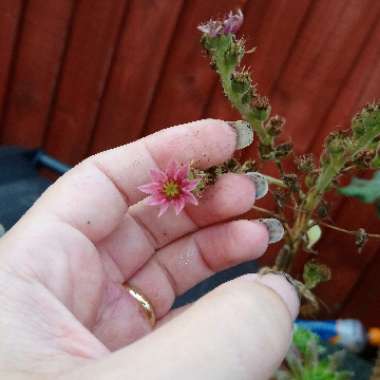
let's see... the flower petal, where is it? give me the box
[183,192,199,206]
[198,21,223,37]
[158,202,170,217]
[175,163,189,181]
[182,178,200,192]
[145,195,167,206]
[138,182,161,194]
[223,9,244,34]
[150,168,167,183]
[173,198,186,215]
[166,160,178,179]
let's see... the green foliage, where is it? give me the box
[292,327,323,360]
[340,171,380,216]
[276,328,352,380]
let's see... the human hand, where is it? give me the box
[0,119,299,380]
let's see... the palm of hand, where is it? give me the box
[0,120,274,378]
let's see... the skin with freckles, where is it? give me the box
[0,119,299,380]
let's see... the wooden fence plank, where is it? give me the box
[304,19,380,319]
[1,0,75,148]
[310,18,380,156]
[43,0,127,164]
[89,0,184,154]
[0,0,24,130]
[314,200,380,316]
[295,18,380,270]
[340,245,380,327]
[142,0,247,136]
[269,0,380,152]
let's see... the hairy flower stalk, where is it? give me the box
[199,10,380,310]
[199,10,273,150]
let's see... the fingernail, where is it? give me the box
[257,218,284,244]
[246,172,268,200]
[256,273,300,320]
[228,120,254,149]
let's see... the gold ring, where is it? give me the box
[123,284,156,327]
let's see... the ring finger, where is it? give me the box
[93,218,277,350]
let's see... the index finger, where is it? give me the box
[31,119,238,241]
[92,118,237,204]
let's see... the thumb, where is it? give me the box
[65,274,299,380]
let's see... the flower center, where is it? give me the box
[162,180,181,199]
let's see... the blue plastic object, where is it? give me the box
[295,319,367,352]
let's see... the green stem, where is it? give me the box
[262,174,286,188]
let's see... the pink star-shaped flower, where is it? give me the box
[138,161,200,217]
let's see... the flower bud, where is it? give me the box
[266,115,286,137]
[223,9,244,35]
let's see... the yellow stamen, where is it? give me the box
[163,180,181,199]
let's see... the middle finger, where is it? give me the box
[97,173,259,280]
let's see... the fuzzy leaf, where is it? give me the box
[303,260,331,290]
[339,171,380,205]
[232,120,254,149]
[306,223,322,250]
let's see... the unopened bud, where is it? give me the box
[274,142,293,158]
[266,115,285,137]
[223,9,244,35]
[297,154,316,172]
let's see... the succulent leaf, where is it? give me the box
[303,260,331,290]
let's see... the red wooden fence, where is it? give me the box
[0,0,380,325]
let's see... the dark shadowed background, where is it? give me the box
[0,0,379,326]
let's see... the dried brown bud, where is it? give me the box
[273,190,287,209]
[252,95,269,110]
[355,228,368,254]
[274,142,293,158]
[283,173,299,192]
[316,200,329,219]
[296,154,316,173]
[352,150,376,168]
[265,115,286,137]
[258,143,274,160]
[239,159,257,173]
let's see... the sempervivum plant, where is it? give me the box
[195,10,380,312]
